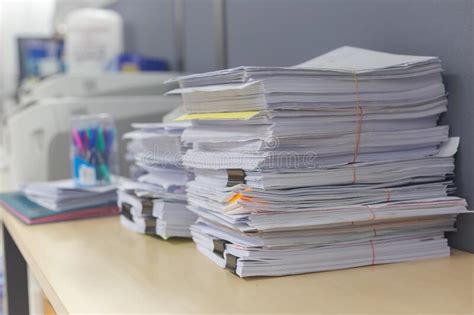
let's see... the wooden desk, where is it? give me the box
[2,207,473,315]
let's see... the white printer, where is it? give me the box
[3,73,181,188]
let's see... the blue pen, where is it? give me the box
[79,130,88,157]
[104,128,114,162]
[88,128,97,149]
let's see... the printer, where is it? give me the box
[3,73,181,188]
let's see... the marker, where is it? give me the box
[88,128,97,149]
[97,127,106,153]
[72,128,83,154]
[104,128,114,162]
[96,152,110,181]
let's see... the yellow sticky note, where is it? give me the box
[175,111,260,121]
[228,192,242,204]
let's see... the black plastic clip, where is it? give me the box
[120,202,134,221]
[227,169,246,187]
[212,239,229,258]
[225,254,239,274]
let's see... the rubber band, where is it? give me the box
[385,189,392,202]
[351,164,357,184]
[370,240,376,265]
[367,207,376,221]
[352,72,364,163]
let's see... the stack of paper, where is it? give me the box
[0,191,119,224]
[119,122,197,239]
[169,46,469,277]
[22,179,117,211]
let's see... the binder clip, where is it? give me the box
[145,226,156,234]
[143,217,157,228]
[212,239,229,258]
[225,253,239,274]
[120,202,134,221]
[226,169,246,187]
[140,198,154,215]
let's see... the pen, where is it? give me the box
[96,152,110,181]
[90,129,95,159]
[104,128,114,162]
[97,127,106,153]
[72,128,84,154]
[72,118,115,185]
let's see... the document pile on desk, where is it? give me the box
[22,179,117,211]
[118,122,197,239]
[169,46,469,277]
[0,179,119,224]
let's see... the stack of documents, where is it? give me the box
[22,179,117,211]
[0,191,119,224]
[171,46,449,169]
[119,122,197,239]
[169,46,469,277]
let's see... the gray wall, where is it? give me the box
[109,0,219,72]
[111,0,473,252]
[109,0,178,69]
[183,0,220,72]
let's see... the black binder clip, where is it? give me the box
[227,169,246,187]
[212,239,229,258]
[143,217,157,228]
[141,198,154,215]
[120,203,134,222]
[225,253,239,274]
[145,226,156,234]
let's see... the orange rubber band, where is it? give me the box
[368,207,376,221]
[370,240,376,265]
[385,189,392,202]
[351,164,357,184]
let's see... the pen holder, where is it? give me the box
[71,114,118,186]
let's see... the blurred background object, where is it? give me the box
[64,7,123,75]
[4,72,180,188]
[52,0,118,36]
[0,0,181,193]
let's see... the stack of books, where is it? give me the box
[118,122,197,239]
[169,46,469,277]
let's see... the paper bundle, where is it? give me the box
[169,46,469,277]
[22,179,117,211]
[119,122,197,239]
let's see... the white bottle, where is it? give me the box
[64,8,123,74]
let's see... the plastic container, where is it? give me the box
[71,114,118,186]
[64,8,123,74]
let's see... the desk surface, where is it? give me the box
[2,208,473,315]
